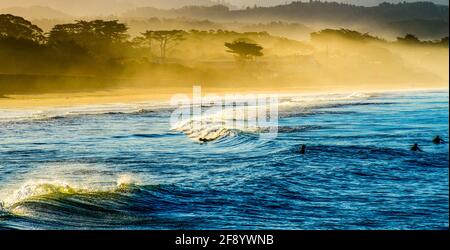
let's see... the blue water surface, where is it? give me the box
[0,90,448,229]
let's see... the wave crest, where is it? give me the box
[172,92,377,142]
[1,176,138,210]
[172,119,238,142]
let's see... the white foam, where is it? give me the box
[171,99,279,142]
[171,92,375,142]
[0,163,143,209]
[0,101,171,123]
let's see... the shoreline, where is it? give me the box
[0,85,448,110]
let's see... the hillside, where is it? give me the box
[383,19,449,39]
[122,1,449,22]
[0,6,72,19]
[122,1,449,39]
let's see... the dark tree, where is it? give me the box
[311,29,383,43]
[47,19,130,64]
[225,38,264,62]
[397,34,421,44]
[439,37,449,46]
[0,14,45,43]
[48,20,128,46]
[141,30,185,61]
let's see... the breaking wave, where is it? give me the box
[0,176,139,211]
[171,92,380,142]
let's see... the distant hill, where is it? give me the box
[123,0,233,9]
[122,1,449,39]
[0,0,232,16]
[123,2,449,23]
[383,19,449,39]
[225,0,449,8]
[1,1,448,17]
[0,6,72,19]
[0,0,131,16]
[1,1,448,39]
[240,21,313,40]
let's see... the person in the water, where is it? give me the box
[199,138,213,143]
[432,136,446,144]
[410,143,423,152]
[299,144,306,154]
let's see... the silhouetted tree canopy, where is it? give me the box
[311,29,384,43]
[225,38,263,62]
[46,19,130,63]
[140,30,185,61]
[0,14,45,43]
[397,33,421,44]
[48,20,129,45]
[439,37,449,46]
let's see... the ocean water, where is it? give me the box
[0,90,448,230]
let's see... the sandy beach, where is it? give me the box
[1,83,448,110]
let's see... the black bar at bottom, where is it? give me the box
[0,230,448,248]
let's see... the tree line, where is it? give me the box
[0,14,267,75]
[311,28,449,46]
[1,14,448,78]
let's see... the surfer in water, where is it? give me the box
[299,144,306,154]
[410,143,423,152]
[432,136,446,144]
[199,138,213,143]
